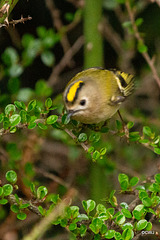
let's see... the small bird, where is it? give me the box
[63,68,134,124]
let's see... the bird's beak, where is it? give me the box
[66,110,75,121]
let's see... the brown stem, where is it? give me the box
[125,0,160,88]
[47,36,84,87]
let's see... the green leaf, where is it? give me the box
[116,120,123,131]
[109,190,117,207]
[142,196,152,207]
[92,150,101,160]
[38,206,45,216]
[5,104,16,115]
[41,29,59,48]
[129,177,139,187]
[121,209,132,218]
[143,126,152,137]
[100,223,108,235]
[0,199,8,205]
[69,223,77,231]
[14,101,26,110]
[46,115,58,124]
[88,146,94,153]
[100,126,109,133]
[136,185,145,190]
[28,122,37,129]
[3,184,13,196]
[116,214,126,225]
[122,20,132,29]
[20,110,27,124]
[77,214,89,221]
[17,212,27,220]
[145,222,152,231]
[10,126,17,133]
[122,223,133,230]
[35,79,52,97]
[139,190,148,200]
[154,147,160,155]
[105,230,115,239]
[70,206,80,218]
[136,219,147,230]
[0,187,3,196]
[11,204,19,213]
[132,204,145,220]
[9,114,21,126]
[89,132,101,143]
[27,100,37,112]
[78,133,87,142]
[47,193,59,204]
[118,174,129,184]
[149,183,160,192]
[60,219,68,227]
[114,232,122,240]
[98,212,109,220]
[96,204,107,214]
[14,194,20,204]
[118,174,129,190]
[37,186,48,199]
[19,203,30,210]
[138,42,148,53]
[5,170,17,184]
[0,113,4,123]
[89,218,103,234]
[127,121,134,129]
[100,147,107,155]
[38,123,48,130]
[151,196,160,206]
[135,18,143,27]
[155,174,160,183]
[122,229,134,240]
[45,98,53,109]
[139,139,149,144]
[17,88,34,101]
[129,132,140,141]
[2,47,19,66]
[3,117,10,130]
[41,51,55,67]
[61,113,70,125]
[8,64,23,78]
[22,33,35,48]
[37,26,47,38]
[120,202,128,209]
[30,183,36,195]
[80,224,87,236]
[82,199,96,214]
[106,208,115,218]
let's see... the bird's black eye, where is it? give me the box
[80,99,86,106]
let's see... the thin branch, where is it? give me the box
[47,36,84,87]
[7,195,42,216]
[45,0,71,54]
[125,0,160,88]
[35,167,70,189]
[63,126,89,153]
[102,18,122,54]
[9,15,32,26]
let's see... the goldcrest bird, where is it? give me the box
[63,68,134,124]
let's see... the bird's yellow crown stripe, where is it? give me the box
[67,80,83,102]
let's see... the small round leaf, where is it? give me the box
[6,170,17,184]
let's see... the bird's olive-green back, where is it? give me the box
[65,68,134,104]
